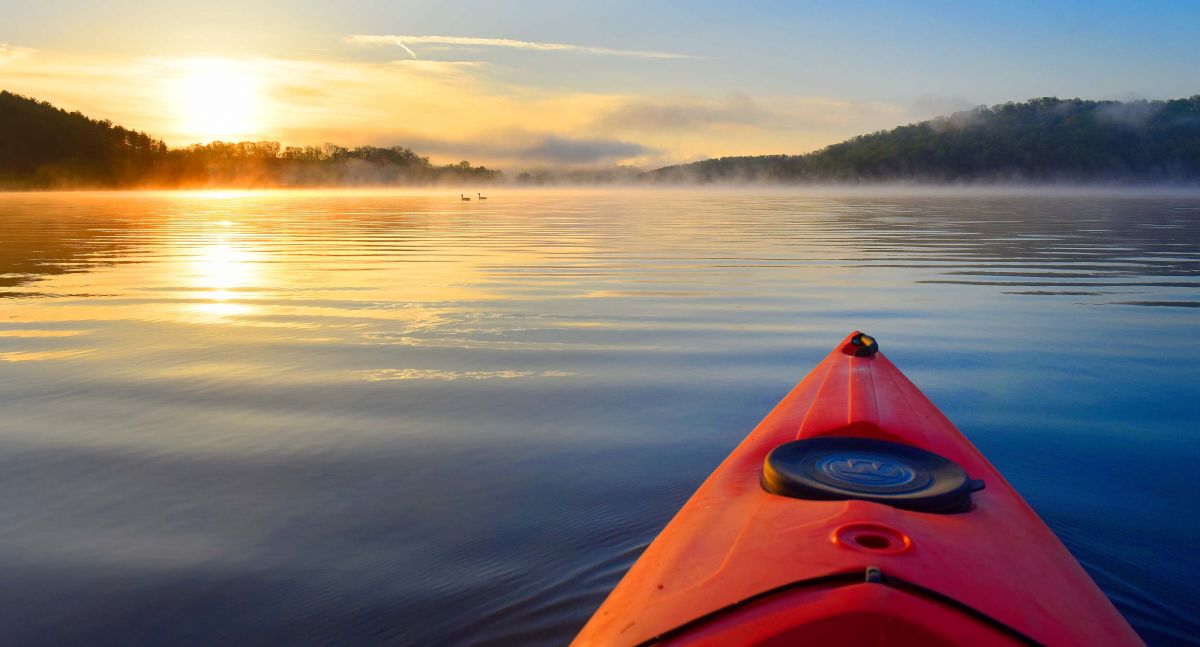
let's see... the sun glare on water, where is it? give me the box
[170,59,263,142]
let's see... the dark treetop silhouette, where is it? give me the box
[0,91,499,189]
[646,96,1200,184]
[4,91,1200,188]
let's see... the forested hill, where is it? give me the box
[0,91,498,188]
[7,91,1200,188]
[0,90,168,187]
[646,97,1200,184]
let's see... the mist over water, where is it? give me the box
[0,188,1197,645]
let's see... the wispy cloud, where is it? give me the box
[518,134,653,163]
[0,43,36,64]
[3,46,924,168]
[404,132,655,165]
[596,93,770,131]
[345,34,701,60]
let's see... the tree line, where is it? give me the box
[7,91,1200,188]
[646,96,1200,184]
[0,91,499,188]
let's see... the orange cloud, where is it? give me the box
[0,46,918,167]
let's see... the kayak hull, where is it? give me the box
[572,333,1142,646]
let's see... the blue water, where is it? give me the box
[0,188,1196,645]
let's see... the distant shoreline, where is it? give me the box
[5,184,1200,197]
[4,92,1200,190]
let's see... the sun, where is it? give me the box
[170,59,263,142]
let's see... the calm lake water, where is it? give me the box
[1,188,1197,645]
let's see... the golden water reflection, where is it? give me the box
[188,239,262,318]
[0,189,1198,645]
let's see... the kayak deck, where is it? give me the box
[573,333,1142,646]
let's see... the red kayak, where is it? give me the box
[573,333,1142,646]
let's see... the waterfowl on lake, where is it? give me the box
[478,193,488,200]
[460,194,471,201]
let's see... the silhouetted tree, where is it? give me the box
[0,91,501,188]
[645,96,1200,184]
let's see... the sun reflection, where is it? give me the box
[190,239,260,318]
[190,190,256,200]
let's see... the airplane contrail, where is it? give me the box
[345,34,701,60]
[395,41,418,60]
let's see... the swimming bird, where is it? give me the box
[460,194,471,201]
[478,193,488,200]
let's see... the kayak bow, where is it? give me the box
[573,332,1142,646]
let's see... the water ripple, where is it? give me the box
[0,189,1196,645]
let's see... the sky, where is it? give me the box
[2,0,1198,168]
